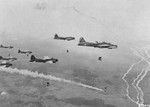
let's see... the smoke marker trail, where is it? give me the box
[132,66,149,104]
[130,48,150,106]
[0,66,104,92]
[143,48,150,61]
[71,7,150,106]
[122,59,143,104]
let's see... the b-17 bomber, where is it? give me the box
[18,50,32,56]
[54,34,75,41]
[0,61,12,67]
[0,45,13,49]
[0,56,17,62]
[30,55,58,63]
[78,37,118,49]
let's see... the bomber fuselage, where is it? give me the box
[78,42,117,49]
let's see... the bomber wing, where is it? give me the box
[44,56,50,59]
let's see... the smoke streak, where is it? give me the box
[0,66,104,92]
[72,6,150,106]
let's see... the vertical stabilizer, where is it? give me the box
[79,37,86,43]
[30,55,36,62]
[54,34,59,39]
[18,50,21,53]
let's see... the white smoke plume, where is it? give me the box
[0,66,104,92]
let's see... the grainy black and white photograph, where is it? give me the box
[0,0,150,107]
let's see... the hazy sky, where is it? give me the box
[0,0,150,49]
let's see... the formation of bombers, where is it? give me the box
[0,34,118,67]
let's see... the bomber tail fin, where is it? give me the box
[0,45,3,47]
[18,50,21,53]
[79,37,86,43]
[54,34,59,39]
[0,56,3,60]
[30,55,36,62]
